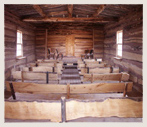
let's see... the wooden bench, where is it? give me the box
[11,70,59,83]
[82,72,129,83]
[23,64,63,74]
[5,81,142,122]
[89,67,119,74]
[86,63,106,68]
[5,97,142,122]
[37,62,55,67]
[80,67,119,75]
[6,81,133,98]
[83,59,95,62]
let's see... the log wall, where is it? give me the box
[103,7,143,92]
[5,10,36,80]
[35,24,104,59]
[93,29,104,59]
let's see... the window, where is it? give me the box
[16,30,23,57]
[116,30,123,58]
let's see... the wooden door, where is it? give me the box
[66,35,75,56]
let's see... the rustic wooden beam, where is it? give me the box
[23,17,118,23]
[33,5,46,17]
[67,5,73,18]
[48,11,68,17]
[93,5,106,17]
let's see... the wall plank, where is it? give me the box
[35,24,104,58]
[103,8,143,92]
[4,10,36,80]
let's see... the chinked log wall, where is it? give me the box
[35,24,104,59]
[5,10,36,80]
[103,7,143,93]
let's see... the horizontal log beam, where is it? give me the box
[48,11,68,16]
[23,17,118,23]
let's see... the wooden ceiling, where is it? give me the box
[5,4,142,26]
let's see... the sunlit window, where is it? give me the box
[16,30,23,57]
[116,30,123,58]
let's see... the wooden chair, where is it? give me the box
[55,49,63,60]
[88,49,93,59]
[81,50,90,59]
[48,48,55,59]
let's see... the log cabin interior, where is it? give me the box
[4,4,143,122]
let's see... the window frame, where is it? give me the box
[16,30,23,58]
[116,30,123,58]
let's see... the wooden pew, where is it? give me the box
[80,67,119,75]
[82,72,130,83]
[5,81,140,122]
[37,59,58,63]
[89,67,119,74]
[78,63,85,68]
[66,98,142,121]
[6,81,133,95]
[86,63,105,68]
[5,100,61,122]
[37,62,55,67]
[27,63,37,67]
[11,71,59,83]
[31,66,53,72]
[83,59,95,62]
[5,97,142,122]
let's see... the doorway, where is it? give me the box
[66,35,75,56]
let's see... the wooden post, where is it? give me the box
[93,29,95,59]
[46,71,49,84]
[45,29,48,59]
[29,67,32,71]
[61,97,66,122]
[53,67,55,73]
[9,82,16,100]
[110,66,113,73]
[87,67,89,73]
[67,83,70,99]
[91,74,93,83]
[25,57,27,66]
[21,71,24,82]
[123,82,128,97]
